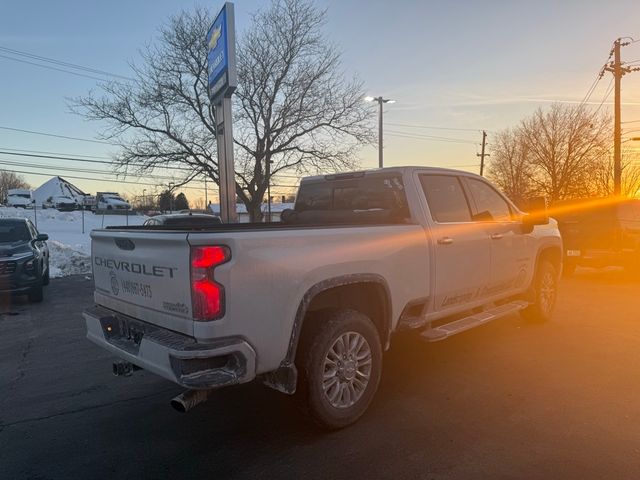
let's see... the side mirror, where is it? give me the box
[522,196,549,233]
[36,233,49,242]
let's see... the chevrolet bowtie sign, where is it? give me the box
[207,2,237,102]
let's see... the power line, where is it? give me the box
[0,149,305,181]
[0,149,195,171]
[0,53,113,82]
[386,122,481,133]
[0,45,134,81]
[0,125,114,145]
[0,159,297,190]
[579,42,616,107]
[593,78,614,115]
[0,158,192,184]
[386,131,478,145]
[0,146,113,160]
[0,167,207,190]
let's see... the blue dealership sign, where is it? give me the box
[207,2,237,102]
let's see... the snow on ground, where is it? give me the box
[0,207,147,277]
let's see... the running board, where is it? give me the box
[420,301,529,342]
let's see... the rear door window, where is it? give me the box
[419,175,472,223]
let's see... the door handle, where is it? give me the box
[490,233,504,240]
[438,237,454,245]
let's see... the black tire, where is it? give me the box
[296,309,382,430]
[42,264,50,286]
[522,260,558,323]
[28,284,44,303]
[107,205,113,210]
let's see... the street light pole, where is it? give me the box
[365,96,395,168]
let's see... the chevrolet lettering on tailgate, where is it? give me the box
[94,256,176,278]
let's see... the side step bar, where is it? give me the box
[420,300,528,342]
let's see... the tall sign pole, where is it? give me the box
[207,2,238,223]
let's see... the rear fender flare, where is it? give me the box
[261,274,391,395]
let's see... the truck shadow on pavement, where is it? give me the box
[568,266,640,285]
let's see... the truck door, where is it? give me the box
[419,174,491,313]
[462,177,530,297]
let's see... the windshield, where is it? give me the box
[0,223,30,243]
[9,194,31,199]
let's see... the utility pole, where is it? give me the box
[266,159,272,222]
[477,130,489,176]
[378,100,383,168]
[604,38,640,196]
[364,96,395,168]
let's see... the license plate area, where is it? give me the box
[100,315,146,354]
[566,249,581,257]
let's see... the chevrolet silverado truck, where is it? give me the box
[84,167,562,429]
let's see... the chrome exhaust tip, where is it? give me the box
[170,389,213,413]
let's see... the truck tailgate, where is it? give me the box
[91,229,194,336]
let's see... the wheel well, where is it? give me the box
[537,247,562,274]
[302,282,390,348]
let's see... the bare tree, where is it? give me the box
[590,147,640,197]
[72,0,373,221]
[486,128,533,207]
[0,170,30,202]
[519,104,611,201]
[489,104,612,203]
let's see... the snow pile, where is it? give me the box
[47,240,92,277]
[32,176,87,206]
[0,207,148,278]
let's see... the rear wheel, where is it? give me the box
[522,260,558,323]
[297,309,382,430]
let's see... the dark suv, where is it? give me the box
[0,218,50,302]
[553,198,640,276]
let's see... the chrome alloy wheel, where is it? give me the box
[322,331,372,409]
[539,270,557,316]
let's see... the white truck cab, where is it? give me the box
[96,192,130,211]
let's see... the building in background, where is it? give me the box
[32,176,88,208]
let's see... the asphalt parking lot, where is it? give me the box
[1,270,640,479]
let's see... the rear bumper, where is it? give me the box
[565,248,635,267]
[84,305,257,389]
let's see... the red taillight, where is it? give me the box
[191,246,230,321]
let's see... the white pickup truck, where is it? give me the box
[84,167,562,429]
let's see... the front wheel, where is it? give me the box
[42,263,50,286]
[522,260,558,323]
[297,309,382,430]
